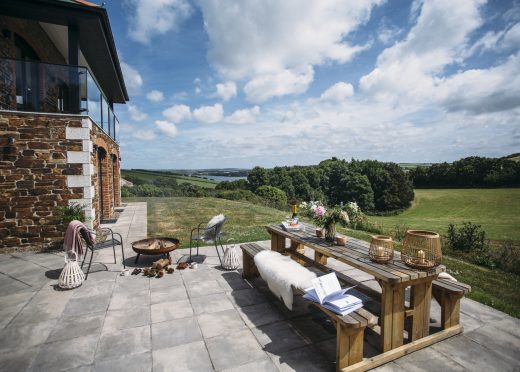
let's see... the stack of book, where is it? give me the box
[303,273,363,316]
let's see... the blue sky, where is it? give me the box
[106,0,520,169]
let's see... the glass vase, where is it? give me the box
[325,223,336,242]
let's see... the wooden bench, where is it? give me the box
[240,243,376,371]
[432,279,471,330]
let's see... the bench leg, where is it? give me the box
[314,251,328,266]
[241,251,258,279]
[337,323,365,370]
[440,292,462,330]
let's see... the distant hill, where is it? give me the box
[121,169,218,189]
[504,153,520,162]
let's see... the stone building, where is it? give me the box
[0,0,128,251]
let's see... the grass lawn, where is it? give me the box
[124,196,286,245]
[369,188,520,241]
[123,196,520,318]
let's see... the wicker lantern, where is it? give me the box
[369,235,393,263]
[401,230,442,269]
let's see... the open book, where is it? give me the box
[303,272,362,316]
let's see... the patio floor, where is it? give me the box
[0,202,518,371]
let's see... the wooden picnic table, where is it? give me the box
[266,222,446,353]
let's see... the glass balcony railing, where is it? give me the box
[0,57,118,142]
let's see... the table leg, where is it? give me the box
[380,283,405,352]
[270,232,285,253]
[290,241,305,265]
[314,251,328,265]
[410,280,433,341]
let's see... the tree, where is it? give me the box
[255,185,287,209]
[247,166,270,191]
[342,173,375,211]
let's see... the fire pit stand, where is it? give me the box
[132,237,180,264]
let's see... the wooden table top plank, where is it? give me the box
[267,224,404,283]
[266,223,444,284]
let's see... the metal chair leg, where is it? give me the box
[85,248,94,280]
[214,240,222,264]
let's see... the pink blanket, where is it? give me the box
[63,220,95,257]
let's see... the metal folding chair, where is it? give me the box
[189,216,228,264]
[80,227,125,279]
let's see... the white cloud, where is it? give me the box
[320,82,354,102]
[121,61,143,94]
[127,104,148,121]
[125,0,192,44]
[215,81,237,101]
[162,104,191,122]
[146,90,165,102]
[155,120,179,137]
[225,106,260,125]
[192,103,224,124]
[132,130,156,141]
[197,0,382,101]
[438,53,520,114]
[244,67,314,103]
[360,0,485,105]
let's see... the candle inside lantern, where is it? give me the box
[376,246,385,257]
[417,249,425,264]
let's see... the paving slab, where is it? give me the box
[205,329,266,371]
[197,308,247,339]
[0,319,57,352]
[152,341,213,372]
[220,355,279,372]
[0,347,40,372]
[267,344,332,372]
[103,305,150,332]
[150,283,188,304]
[151,299,193,323]
[432,334,516,371]
[96,325,151,362]
[190,292,235,315]
[92,351,152,372]
[62,293,112,317]
[252,321,308,354]
[186,279,225,298]
[226,288,267,308]
[237,302,285,328]
[30,334,98,371]
[47,311,105,343]
[151,317,202,350]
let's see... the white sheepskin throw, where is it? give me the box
[438,272,458,281]
[254,250,316,310]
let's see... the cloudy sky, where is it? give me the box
[107,0,520,169]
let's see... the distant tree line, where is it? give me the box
[122,158,418,213]
[216,158,415,213]
[409,156,520,188]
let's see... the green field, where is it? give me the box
[122,169,218,189]
[369,189,520,241]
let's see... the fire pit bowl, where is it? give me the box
[132,237,180,264]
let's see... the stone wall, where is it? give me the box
[0,112,121,252]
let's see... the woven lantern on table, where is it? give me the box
[369,235,393,263]
[401,230,442,269]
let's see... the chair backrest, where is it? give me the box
[79,227,95,248]
[204,215,227,241]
